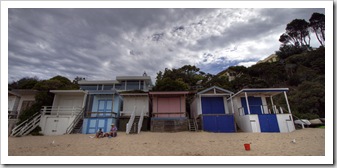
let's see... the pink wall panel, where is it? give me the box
[157,97,182,117]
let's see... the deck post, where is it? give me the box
[42,106,47,115]
[283,91,292,114]
[230,94,234,115]
[245,92,251,115]
[270,96,275,114]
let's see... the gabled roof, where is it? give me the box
[197,86,233,95]
[229,88,289,99]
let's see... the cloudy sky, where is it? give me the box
[8,7,325,83]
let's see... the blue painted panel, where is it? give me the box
[203,115,217,132]
[258,114,280,132]
[201,97,212,114]
[113,95,121,116]
[85,118,109,134]
[202,115,235,133]
[216,115,236,132]
[201,97,225,114]
[240,97,263,115]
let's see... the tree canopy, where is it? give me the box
[309,12,325,46]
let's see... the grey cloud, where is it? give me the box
[8,8,325,82]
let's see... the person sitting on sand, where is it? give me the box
[109,123,118,137]
[96,128,104,138]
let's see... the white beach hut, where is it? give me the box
[228,88,295,133]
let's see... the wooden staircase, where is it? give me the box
[66,108,84,134]
[129,117,140,134]
[188,119,198,132]
[11,112,41,137]
[71,119,83,134]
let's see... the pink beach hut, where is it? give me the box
[149,91,189,132]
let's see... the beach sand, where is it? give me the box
[8,128,324,156]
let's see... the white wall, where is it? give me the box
[39,115,76,135]
[8,96,19,111]
[122,96,149,116]
[53,95,84,108]
[276,114,295,133]
[234,111,261,133]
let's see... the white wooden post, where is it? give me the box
[283,91,292,114]
[43,106,47,115]
[230,95,234,115]
[245,92,251,115]
[270,96,275,114]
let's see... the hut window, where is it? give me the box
[97,84,103,90]
[115,83,123,90]
[126,80,140,90]
[80,85,97,90]
[103,85,114,90]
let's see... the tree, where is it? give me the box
[309,12,325,46]
[153,65,207,91]
[275,44,307,60]
[289,81,324,118]
[18,75,79,124]
[73,76,86,84]
[8,77,39,90]
[280,19,311,48]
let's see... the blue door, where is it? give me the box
[95,99,112,117]
[202,115,235,133]
[241,97,263,115]
[86,118,108,134]
[258,114,280,132]
[201,97,225,114]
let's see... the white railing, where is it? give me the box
[41,106,82,116]
[126,106,136,134]
[11,112,41,137]
[137,106,145,134]
[238,105,287,116]
[65,108,84,134]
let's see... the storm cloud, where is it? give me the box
[8,8,325,82]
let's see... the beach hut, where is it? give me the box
[190,86,235,132]
[8,89,38,136]
[81,88,123,134]
[119,92,150,133]
[228,88,295,133]
[39,90,88,135]
[149,91,189,132]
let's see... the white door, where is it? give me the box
[44,117,70,135]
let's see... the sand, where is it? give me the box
[8,128,324,156]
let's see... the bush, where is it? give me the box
[30,126,43,136]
